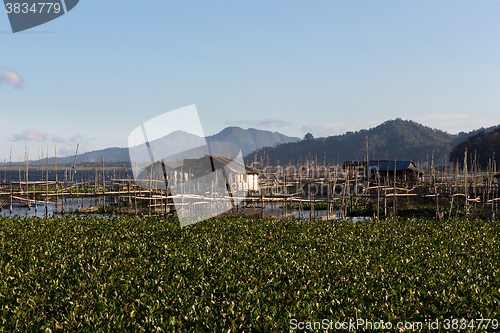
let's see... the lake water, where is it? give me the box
[0,197,106,218]
[0,168,133,217]
[0,168,134,184]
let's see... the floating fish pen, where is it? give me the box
[1,146,498,221]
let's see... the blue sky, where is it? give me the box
[1,0,500,160]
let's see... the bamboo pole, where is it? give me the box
[18,157,21,196]
[464,148,468,215]
[432,151,439,219]
[9,147,12,216]
[55,146,58,212]
[377,161,380,220]
[25,144,29,207]
[473,150,477,212]
[102,156,105,212]
[384,167,387,218]
[45,145,48,217]
[393,160,397,216]
[26,147,31,209]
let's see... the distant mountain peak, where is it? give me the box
[206,127,300,156]
[31,127,300,165]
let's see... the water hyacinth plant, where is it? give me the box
[0,215,499,331]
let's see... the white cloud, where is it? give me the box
[257,119,290,127]
[51,135,67,144]
[0,66,24,89]
[50,134,95,156]
[10,129,48,142]
[56,145,87,157]
[69,134,86,143]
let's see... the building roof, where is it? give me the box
[370,160,418,171]
[207,155,261,174]
[158,155,261,175]
[160,160,184,169]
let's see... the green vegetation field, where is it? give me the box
[0,215,499,332]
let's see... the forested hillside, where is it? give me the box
[449,128,500,169]
[245,119,457,166]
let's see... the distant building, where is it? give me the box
[342,160,420,180]
[138,155,261,193]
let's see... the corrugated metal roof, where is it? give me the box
[159,160,184,169]
[343,160,417,171]
[208,155,261,174]
[369,160,417,171]
[158,155,261,175]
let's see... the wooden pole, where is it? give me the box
[55,146,58,212]
[393,160,397,216]
[71,143,79,188]
[384,167,387,218]
[464,148,468,215]
[18,157,21,196]
[45,145,48,217]
[25,146,30,210]
[36,149,40,214]
[9,147,12,216]
[473,150,477,213]
[432,151,439,219]
[25,144,28,206]
[366,135,369,210]
[377,161,380,220]
[102,156,105,212]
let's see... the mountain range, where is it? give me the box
[37,127,301,166]
[22,119,500,167]
[244,119,500,167]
